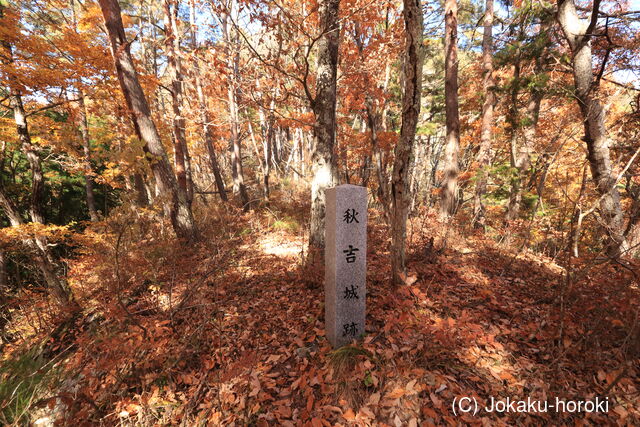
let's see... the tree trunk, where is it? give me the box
[364,57,392,223]
[440,0,460,217]
[557,0,625,257]
[505,55,522,222]
[0,249,6,291]
[308,0,340,252]
[221,0,250,209]
[9,92,45,224]
[98,0,197,241]
[390,0,424,286]
[248,118,270,199]
[0,28,76,307]
[134,173,150,206]
[506,21,548,222]
[255,82,275,199]
[77,91,100,221]
[0,184,76,308]
[262,121,273,198]
[570,165,589,257]
[472,0,494,228]
[164,0,193,206]
[189,0,227,201]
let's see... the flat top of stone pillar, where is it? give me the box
[330,184,367,190]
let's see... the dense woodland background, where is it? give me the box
[1,0,639,424]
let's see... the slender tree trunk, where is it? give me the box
[164,0,193,206]
[1,69,76,308]
[308,0,340,252]
[440,0,460,217]
[0,79,77,307]
[391,0,424,286]
[0,186,77,308]
[8,91,45,224]
[507,83,542,219]
[2,9,77,307]
[69,0,100,221]
[77,91,100,221]
[506,23,547,222]
[248,119,271,199]
[254,83,274,199]
[570,164,589,257]
[262,121,273,198]
[98,0,197,241]
[505,55,522,222]
[221,1,250,209]
[365,58,392,222]
[202,111,229,201]
[557,0,625,257]
[409,135,429,214]
[0,249,6,291]
[472,0,494,228]
[189,0,227,201]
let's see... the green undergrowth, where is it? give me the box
[0,344,63,425]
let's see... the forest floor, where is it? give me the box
[3,187,640,426]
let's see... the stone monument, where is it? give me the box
[325,184,367,348]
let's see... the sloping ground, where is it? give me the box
[16,199,640,426]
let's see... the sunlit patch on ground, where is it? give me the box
[258,234,305,258]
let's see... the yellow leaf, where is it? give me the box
[387,387,405,399]
[343,408,356,421]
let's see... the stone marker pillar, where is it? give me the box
[325,184,367,348]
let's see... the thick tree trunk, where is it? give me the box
[557,0,625,257]
[77,91,99,221]
[98,0,197,241]
[390,0,424,286]
[472,0,494,228]
[134,173,150,206]
[440,0,460,217]
[308,0,340,252]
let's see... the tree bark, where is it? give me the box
[556,0,625,257]
[308,0,340,252]
[98,0,197,241]
[188,0,227,201]
[163,0,194,206]
[221,0,250,209]
[472,0,494,228]
[390,0,424,286]
[10,92,45,224]
[77,90,100,221]
[440,0,460,217]
[0,16,77,307]
[505,54,523,222]
[0,249,6,291]
[506,20,548,222]
[0,183,76,308]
